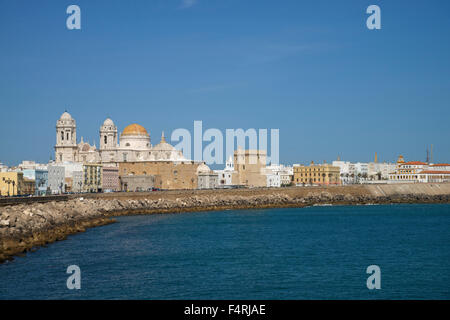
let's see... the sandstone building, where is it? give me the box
[232,148,267,187]
[293,162,341,186]
[118,160,208,190]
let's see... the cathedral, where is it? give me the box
[54,111,187,166]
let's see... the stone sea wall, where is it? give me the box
[1,183,450,263]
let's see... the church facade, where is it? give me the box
[54,111,187,166]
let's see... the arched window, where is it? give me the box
[61,131,64,140]
[67,132,70,140]
[104,135,107,144]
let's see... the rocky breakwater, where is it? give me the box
[0,198,115,263]
[1,184,450,263]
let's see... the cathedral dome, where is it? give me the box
[197,163,211,174]
[103,118,115,126]
[60,111,73,120]
[152,132,176,151]
[122,124,149,136]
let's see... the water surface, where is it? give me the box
[1,204,449,299]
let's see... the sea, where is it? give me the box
[1,203,449,299]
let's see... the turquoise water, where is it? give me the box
[1,204,449,299]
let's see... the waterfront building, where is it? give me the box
[83,163,103,193]
[197,164,219,189]
[21,169,48,195]
[0,172,24,196]
[58,162,83,179]
[429,163,450,171]
[102,166,120,192]
[214,156,235,187]
[293,162,341,186]
[54,112,78,163]
[54,112,186,166]
[333,158,395,184]
[48,165,65,194]
[0,161,8,172]
[17,161,47,171]
[266,173,281,188]
[417,170,450,183]
[72,171,83,193]
[119,161,202,190]
[388,156,450,184]
[388,155,428,183]
[119,175,157,192]
[232,148,267,187]
[332,160,356,185]
[35,169,49,196]
[22,178,36,195]
[367,162,397,180]
[262,164,293,187]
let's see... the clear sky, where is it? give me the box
[1,0,449,167]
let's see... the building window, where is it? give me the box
[61,131,64,140]
[104,136,107,144]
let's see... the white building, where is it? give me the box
[0,162,8,172]
[262,164,293,187]
[332,161,356,185]
[266,173,281,188]
[429,163,450,171]
[214,156,235,187]
[17,161,47,171]
[354,162,368,178]
[57,162,83,179]
[197,163,218,189]
[388,155,429,183]
[48,165,65,194]
[72,171,83,193]
[54,112,187,166]
[417,170,450,183]
[367,162,397,180]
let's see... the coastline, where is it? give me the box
[1,183,450,263]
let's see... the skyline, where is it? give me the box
[1,0,450,166]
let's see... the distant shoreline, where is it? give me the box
[1,183,450,263]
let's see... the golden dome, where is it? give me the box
[122,123,149,136]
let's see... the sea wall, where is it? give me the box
[1,183,450,263]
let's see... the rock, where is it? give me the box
[0,220,10,227]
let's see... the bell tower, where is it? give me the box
[99,118,118,164]
[55,111,77,163]
[99,118,118,150]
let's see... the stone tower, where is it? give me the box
[99,118,118,164]
[55,111,77,163]
[99,118,118,150]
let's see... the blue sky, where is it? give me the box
[0,0,449,166]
